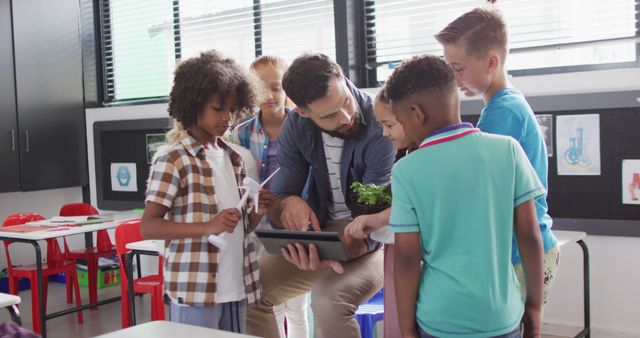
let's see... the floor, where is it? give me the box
[0,282,633,338]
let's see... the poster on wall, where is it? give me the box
[146,133,167,163]
[110,163,137,192]
[622,159,640,205]
[556,114,600,176]
[535,114,553,157]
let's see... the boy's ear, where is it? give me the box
[487,52,501,74]
[410,103,428,126]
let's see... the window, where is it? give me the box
[100,0,335,102]
[365,0,639,83]
[104,0,175,101]
[260,0,335,65]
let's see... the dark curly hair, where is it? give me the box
[282,53,343,108]
[384,55,455,103]
[168,50,258,130]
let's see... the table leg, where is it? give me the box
[136,254,142,280]
[84,232,93,248]
[126,251,136,325]
[576,240,590,338]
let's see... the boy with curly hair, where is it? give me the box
[385,55,544,338]
[141,50,272,333]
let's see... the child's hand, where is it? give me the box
[252,189,275,216]
[344,213,385,240]
[521,305,542,338]
[208,208,241,235]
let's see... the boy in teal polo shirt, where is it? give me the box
[384,55,544,338]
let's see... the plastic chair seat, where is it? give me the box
[134,275,163,290]
[356,289,384,338]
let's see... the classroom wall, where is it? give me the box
[0,66,638,335]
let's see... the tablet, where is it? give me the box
[255,229,349,262]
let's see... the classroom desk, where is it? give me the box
[94,320,260,338]
[0,292,21,325]
[554,230,590,338]
[124,239,163,326]
[0,222,120,338]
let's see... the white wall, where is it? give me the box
[545,235,640,336]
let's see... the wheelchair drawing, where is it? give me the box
[564,127,591,167]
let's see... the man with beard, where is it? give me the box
[246,53,396,338]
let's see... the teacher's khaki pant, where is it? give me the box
[246,220,384,338]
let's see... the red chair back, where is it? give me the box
[114,219,144,282]
[3,213,44,227]
[59,203,112,251]
[59,203,99,217]
[1,213,66,265]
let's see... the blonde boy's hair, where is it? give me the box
[250,55,288,73]
[435,6,508,61]
[166,119,186,144]
[250,55,294,109]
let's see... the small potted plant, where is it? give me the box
[350,181,392,218]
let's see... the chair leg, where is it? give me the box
[29,276,41,334]
[150,294,158,321]
[71,271,84,324]
[119,283,131,328]
[66,271,73,304]
[87,255,99,310]
[152,286,165,321]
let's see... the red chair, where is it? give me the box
[2,213,83,334]
[115,219,164,328]
[60,203,117,309]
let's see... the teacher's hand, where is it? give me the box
[282,243,344,274]
[279,196,320,232]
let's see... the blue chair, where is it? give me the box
[356,288,384,338]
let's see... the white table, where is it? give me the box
[0,221,119,337]
[0,292,21,325]
[94,320,260,338]
[124,239,164,325]
[554,230,590,338]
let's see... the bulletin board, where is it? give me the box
[463,107,640,221]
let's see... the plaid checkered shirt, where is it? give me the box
[145,132,261,307]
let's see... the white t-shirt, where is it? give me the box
[321,133,352,221]
[205,143,245,303]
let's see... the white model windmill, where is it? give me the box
[208,168,280,249]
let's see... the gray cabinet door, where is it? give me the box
[12,0,88,191]
[0,0,20,192]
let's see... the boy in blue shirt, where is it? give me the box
[436,6,559,303]
[385,55,544,338]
